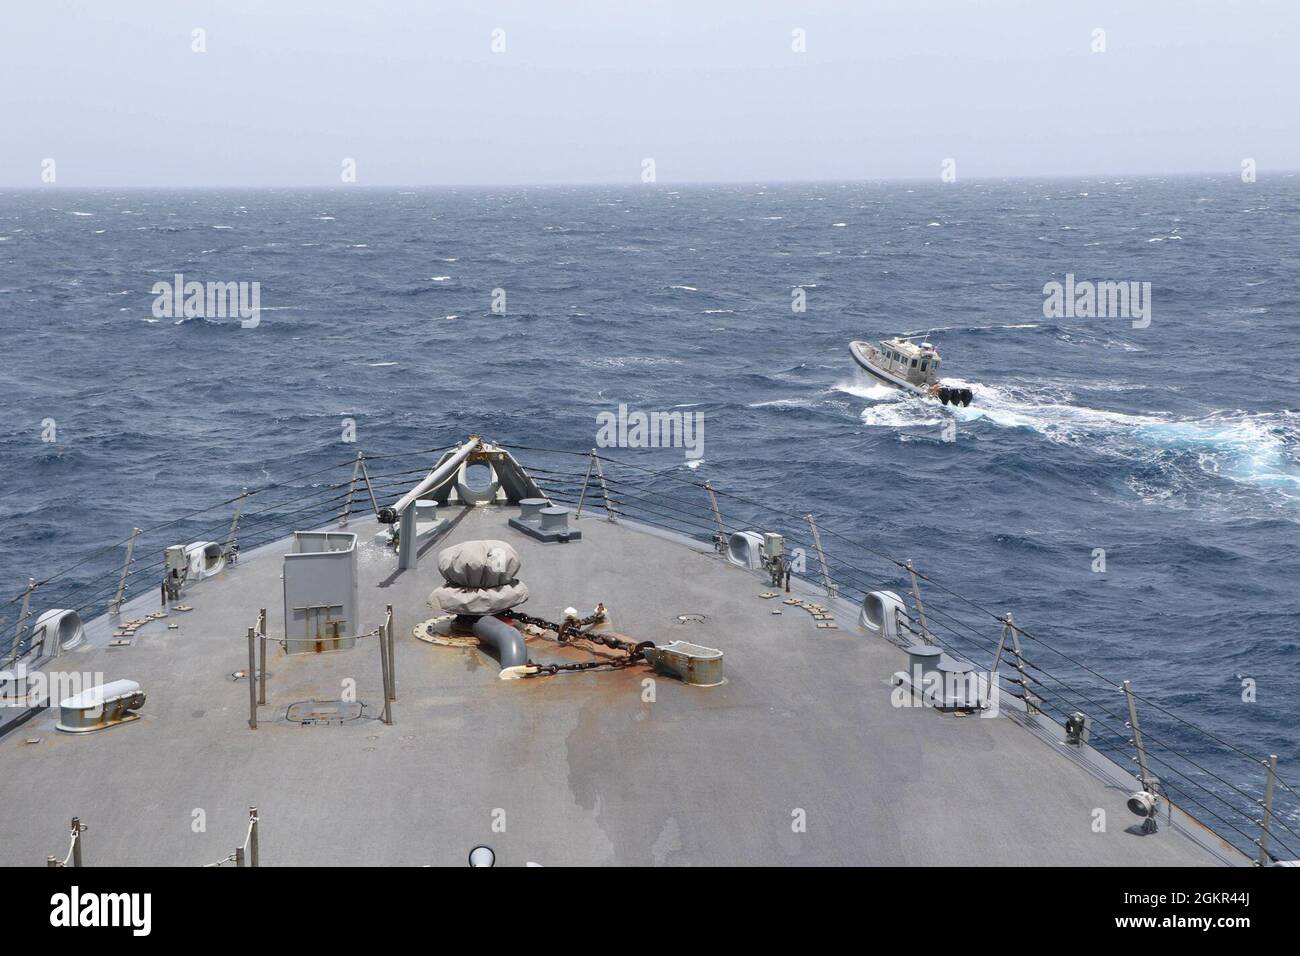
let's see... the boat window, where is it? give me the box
[920,361,928,371]
[910,359,918,367]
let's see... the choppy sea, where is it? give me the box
[2,178,1298,849]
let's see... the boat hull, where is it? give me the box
[849,341,928,397]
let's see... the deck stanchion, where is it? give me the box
[340,452,379,525]
[110,528,142,617]
[386,604,397,702]
[248,807,260,868]
[378,613,393,725]
[8,578,36,667]
[1259,754,1279,866]
[704,480,726,551]
[359,455,380,518]
[224,488,248,564]
[594,455,617,523]
[990,612,1037,713]
[904,560,931,643]
[70,817,83,867]
[247,627,258,730]
[47,817,85,867]
[341,452,362,526]
[1123,680,1153,793]
[257,608,267,706]
[804,514,837,600]
[575,451,596,518]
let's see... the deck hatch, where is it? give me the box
[286,699,364,725]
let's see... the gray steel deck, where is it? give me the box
[0,508,1245,866]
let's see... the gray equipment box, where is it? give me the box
[283,531,359,654]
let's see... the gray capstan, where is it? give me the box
[509,502,582,543]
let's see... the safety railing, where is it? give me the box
[45,816,86,867]
[245,603,396,730]
[203,808,260,867]
[0,446,454,667]
[45,808,262,867]
[516,444,1300,865]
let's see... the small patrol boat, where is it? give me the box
[849,337,974,406]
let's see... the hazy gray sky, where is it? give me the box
[2,0,1296,186]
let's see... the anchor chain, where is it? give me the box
[498,609,656,676]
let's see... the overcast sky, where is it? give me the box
[1,0,1296,187]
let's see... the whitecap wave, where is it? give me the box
[748,398,817,409]
[930,378,1298,496]
[581,355,683,369]
[833,381,900,402]
[901,323,1040,336]
[859,402,947,428]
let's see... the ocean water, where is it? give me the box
[2,179,1298,848]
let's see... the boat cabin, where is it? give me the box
[872,337,940,386]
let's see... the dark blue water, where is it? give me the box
[2,179,1298,850]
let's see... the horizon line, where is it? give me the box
[3,168,1296,192]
